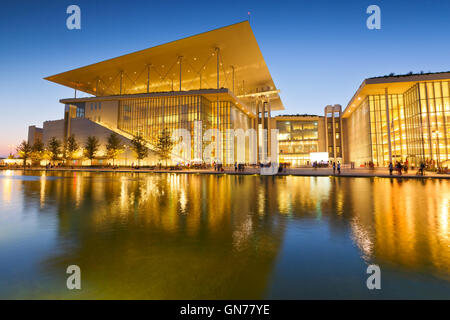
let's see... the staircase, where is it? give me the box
[95,120,185,163]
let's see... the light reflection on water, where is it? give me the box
[0,170,449,299]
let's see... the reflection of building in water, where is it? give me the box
[274,175,449,279]
[1,171,14,204]
[8,171,450,297]
[347,179,450,279]
[17,171,286,299]
[275,176,331,216]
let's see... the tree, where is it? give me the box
[106,133,124,166]
[47,137,62,164]
[31,139,45,166]
[64,134,79,164]
[155,128,174,167]
[16,140,33,168]
[84,136,100,166]
[130,133,148,167]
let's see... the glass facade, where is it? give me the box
[348,80,450,167]
[276,119,319,166]
[368,94,406,165]
[117,95,252,164]
[405,81,450,166]
[76,105,85,118]
[404,84,425,165]
[346,97,371,165]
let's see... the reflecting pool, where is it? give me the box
[0,170,449,299]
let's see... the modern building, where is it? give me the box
[343,72,450,167]
[27,126,43,145]
[271,115,326,166]
[27,20,450,168]
[30,21,284,165]
[269,72,450,168]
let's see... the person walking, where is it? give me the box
[234,162,237,172]
[389,162,393,175]
[337,162,341,175]
[332,162,336,175]
[420,162,425,176]
[396,162,402,175]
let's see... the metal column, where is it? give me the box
[231,66,235,93]
[216,48,220,163]
[119,71,124,95]
[267,101,271,159]
[256,100,260,163]
[216,48,220,89]
[179,56,183,91]
[385,88,393,164]
[146,64,151,93]
[261,101,266,162]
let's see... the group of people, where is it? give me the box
[213,162,224,172]
[363,161,376,169]
[332,161,341,175]
[387,159,430,176]
[234,162,245,172]
[388,161,409,175]
[312,161,328,169]
[278,163,288,173]
[259,162,272,168]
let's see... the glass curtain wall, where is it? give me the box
[418,81,450,165]
[404,84,425,166]
[361,81,450,167]
[346,97,372,166]
[118,95,212,161]
[369,94,406,165]
[387,94,406,162]
[277,120,319,166]
[118,95,251,164]
[212,101,231,164]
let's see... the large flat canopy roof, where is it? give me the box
[45,21,284,110]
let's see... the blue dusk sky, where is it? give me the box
[0,0,449,156]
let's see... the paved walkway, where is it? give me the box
[2,167,449,179]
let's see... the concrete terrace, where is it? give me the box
[2,167,449,179]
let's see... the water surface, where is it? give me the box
[0,170,449,299]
